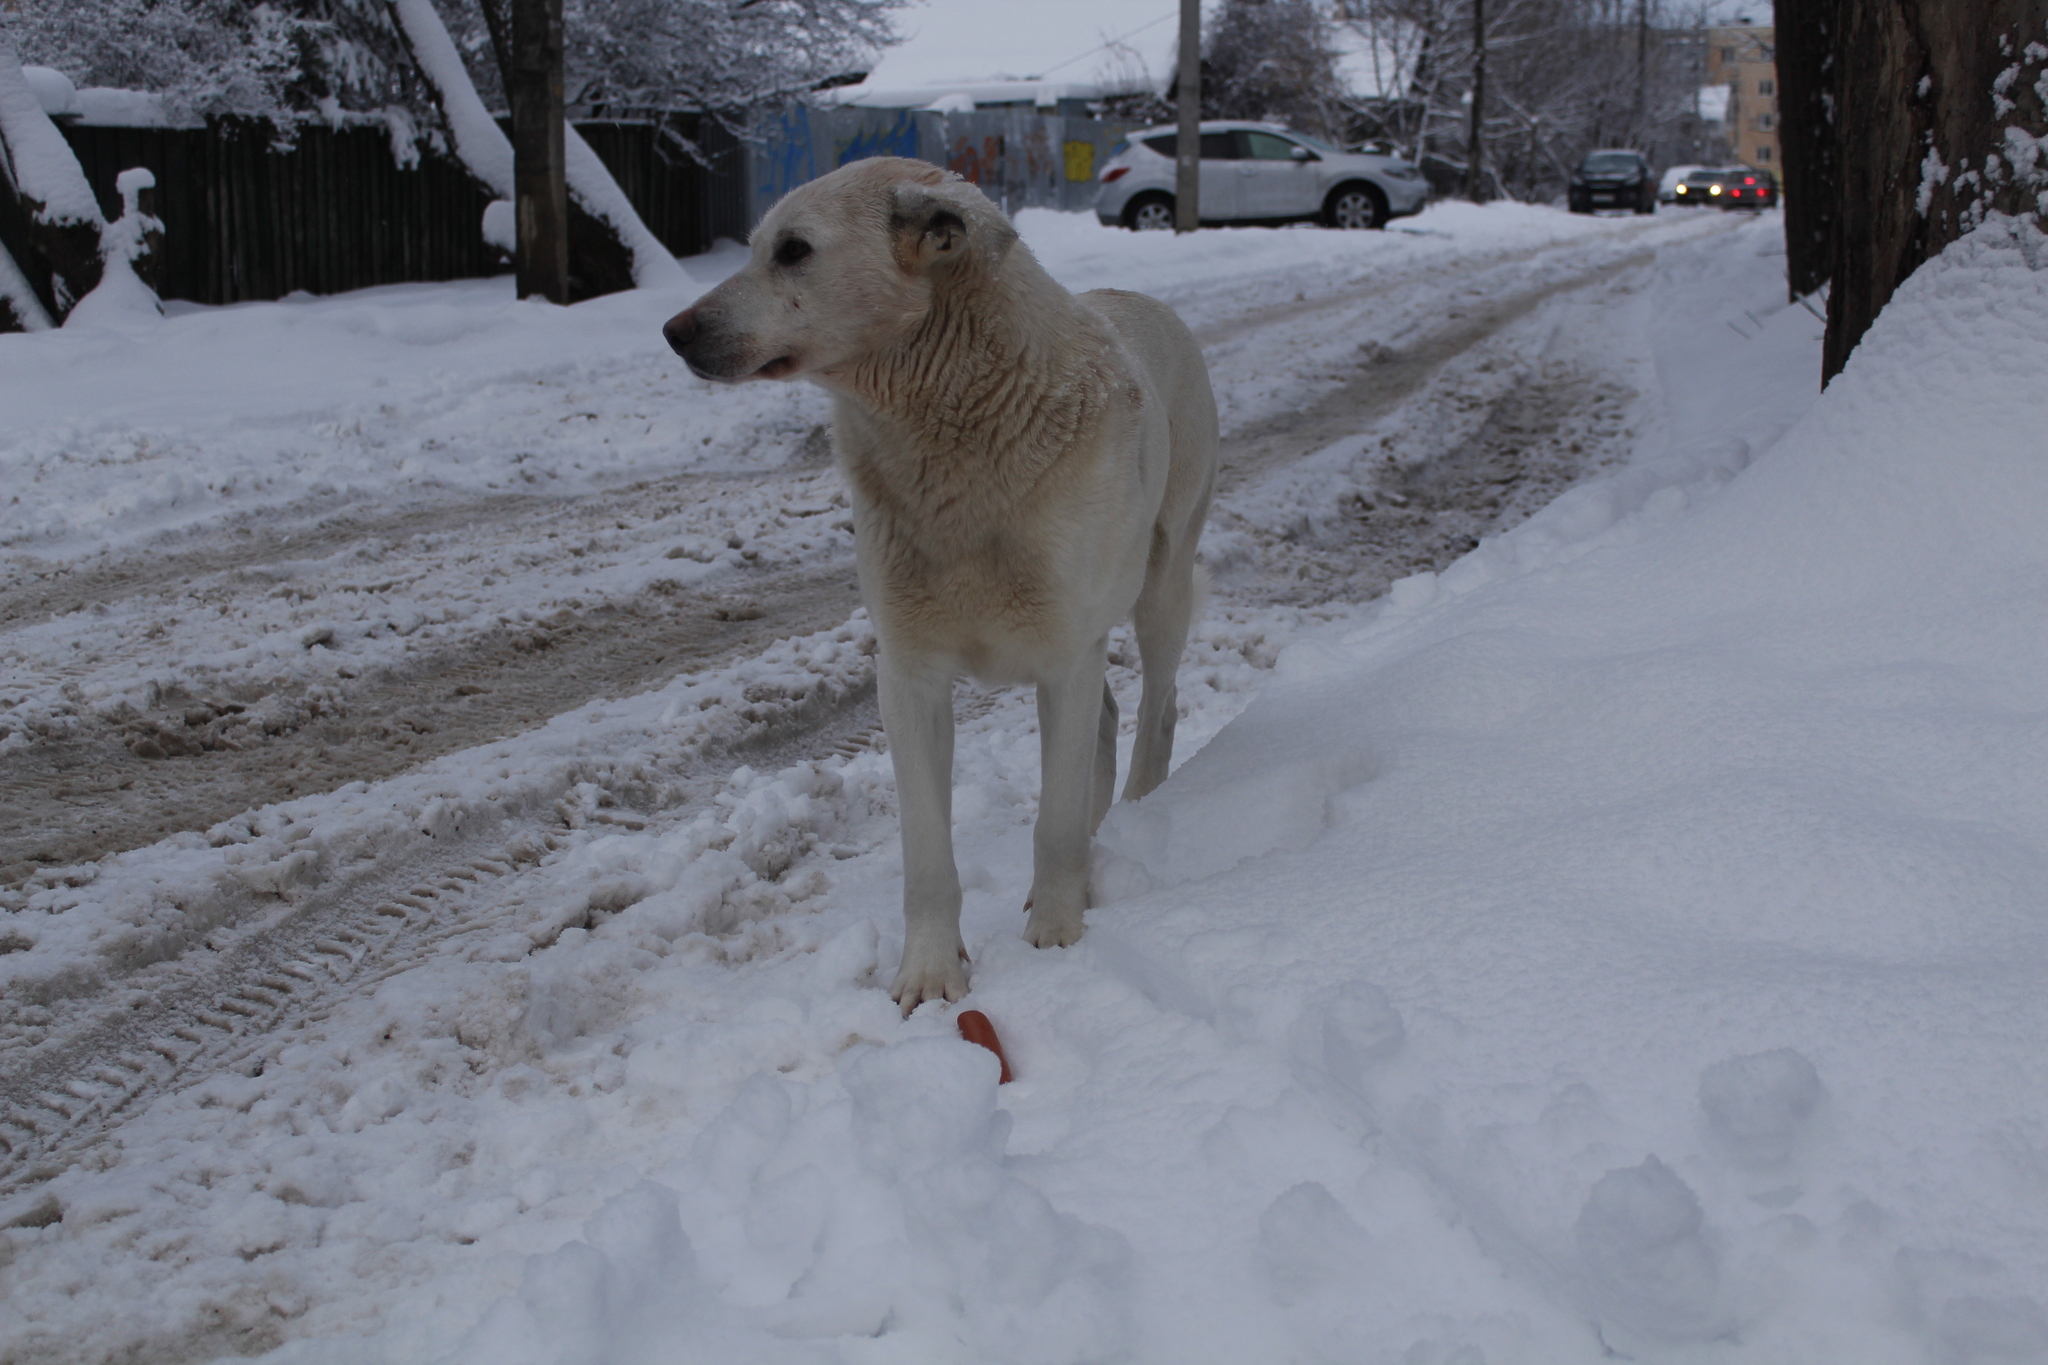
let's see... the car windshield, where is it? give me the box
[1581,152,1640,173]
[1286,131,1344,156]
[1684,170,1729,183]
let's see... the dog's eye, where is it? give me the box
[774,238,812,267]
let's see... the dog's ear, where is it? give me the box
[890,177,1013,272]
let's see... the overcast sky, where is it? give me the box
[860,0,1779,94]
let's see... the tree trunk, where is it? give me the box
[1803,0,2048,381]
[385,0,638,302]
[509,0,570,302]
[1773,0,1838,302]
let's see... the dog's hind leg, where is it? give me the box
[1125,534,1200,803]
[1026,638,1109,948]
[1091,679,1119,833]
[881,652,967,1011]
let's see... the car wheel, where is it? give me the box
[1634,192,1655,214]
[1125,194,1175,231]
[1324,184,1387,230]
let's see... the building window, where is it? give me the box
[1722,46,1737,62]
[1757,145,1773,161]
[1759,78,1774,95]
[1758,113,1775,130]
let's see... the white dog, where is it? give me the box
[665,157,1218,1010]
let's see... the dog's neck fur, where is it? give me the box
[831,246,1119,520]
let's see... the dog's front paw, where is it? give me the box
[1023,903,1085,949]
[890,941,968,1015]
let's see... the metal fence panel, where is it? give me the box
[746,105,1133,228]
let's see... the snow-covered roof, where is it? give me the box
[844,0,1179,98]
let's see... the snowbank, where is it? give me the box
[1087,211,2048,1358]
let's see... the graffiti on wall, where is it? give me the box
[837,114,919,167]
[746,105,1135,230]
[947,135,1003,187]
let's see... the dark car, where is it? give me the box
[1673,166,1779,210]
[1719,166,1778,210]
[1671,168,1728,205]
[1568,149,1656,215]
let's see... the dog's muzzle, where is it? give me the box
[663,309,702,362]
[663,307,795,382]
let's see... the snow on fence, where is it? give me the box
[46,107,1124,308]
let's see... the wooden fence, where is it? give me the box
[62,120,495,305]
[57,115,747,306]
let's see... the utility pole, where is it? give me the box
[1464,0,1487,202]
[509,0,569,303]
[1175,0,1201,232]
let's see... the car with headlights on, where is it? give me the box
[1672,167,1732,205]
[1095,121,1429,231]
[1660,163,1705,204]
[1568,149,1656,214]
[1672,166,1778,210]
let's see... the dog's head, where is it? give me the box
[663,157,1017,384]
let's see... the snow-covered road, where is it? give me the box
[22,198,2026,1365]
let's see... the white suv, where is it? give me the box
[1095,121,1430,230]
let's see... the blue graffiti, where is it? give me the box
[835,113,918,167]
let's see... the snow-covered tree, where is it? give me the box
[1336,0,1713,200]
[5,0,903,128]
[1,0,321,125]
[0,38,104,325]
[462,0,902,118]
[1203,0,1348,139]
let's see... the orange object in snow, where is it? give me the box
[956,1010,1013,1083]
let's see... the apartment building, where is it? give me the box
[1706,25,1779,169]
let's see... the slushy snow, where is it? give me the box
[1,201,2045,1365]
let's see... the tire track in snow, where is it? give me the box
[0,561,860,884]
[0,662,887,1202]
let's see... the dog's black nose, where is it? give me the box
[662,310,698,357]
